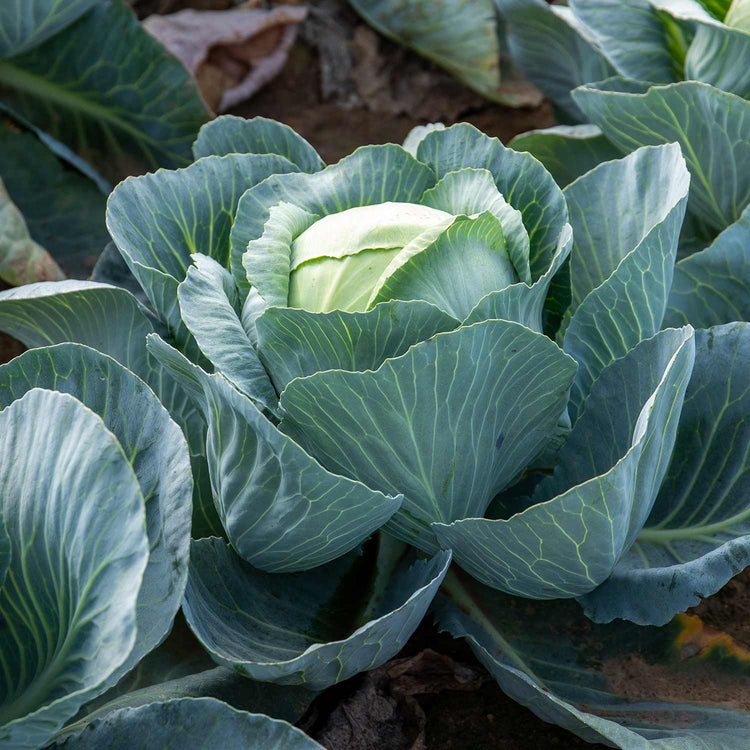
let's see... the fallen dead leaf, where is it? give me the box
[143,5,307,111]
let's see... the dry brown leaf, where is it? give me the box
[143,5,307,111]
[0,179,65,287]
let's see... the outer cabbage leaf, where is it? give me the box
[0,344,192,682]
[436,570,750,749]
[192,115,324,172]
[665,203,750,327]
[146,335,401,572]
[569,0,681,82]
[0,0,210,180]
[347,0,506,102]
[106,153,297,344]
[0,124,108,279]
[495,0,615,122]
[579,324,750,625]
[256,300,459,392]
[48,698,324,749]
[0,390,149,749]
[562,144,689,418]
[183,537,450,690]
[652,0,750,97]
[509,124,621,188]
[573,79,750,236]
[0,280,220,537]
[0,505,7,592]
[433,327,695,598]
[0,0,100,57]
[281,319,577,553]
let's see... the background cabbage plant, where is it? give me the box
[499,0,750,330]
[1,116,749,747]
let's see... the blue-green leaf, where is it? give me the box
[230,144,436,296]
[562,144,690,419]
[193,115,324,172]
[580,324,750,625]
[107,153,297,339]
[178,254,278,413]
[665,203,750,327]
[0,505,8,593]
[0,0,100,58]
[371,213,517,320]
[463,222,572,332]
[652,0,750,97]
[0,280,220,539]
[0,390,149,749]
[146,335,401,572]
[256,300,458,392]
[495,0,615,122]
[569,0,679,82]
[416,123,568,281]
[183,538,450,690]
[0,0,210,180]
[347,0,505,101]
[509,124,621,188]
[0,344,192,682]
[0,122,108,279]
[281,320,577,553]
[49,698,324,749]
[0,280,153,376]
[433,327,695,598]
[573,79,750,236]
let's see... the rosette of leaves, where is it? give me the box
[498,0,750,326]
[1,116,750,745]
[0,345,192,748]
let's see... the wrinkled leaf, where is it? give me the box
[184,537,450,690]
[49,698,324,749]
[0,390,148,749]
[281,320,577,553]
[0,0,210,180]
[580,324,750,625]
[0,343,192,682]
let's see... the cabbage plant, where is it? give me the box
[1,116,749,747]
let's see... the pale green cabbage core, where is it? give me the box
[288,202,453,312]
